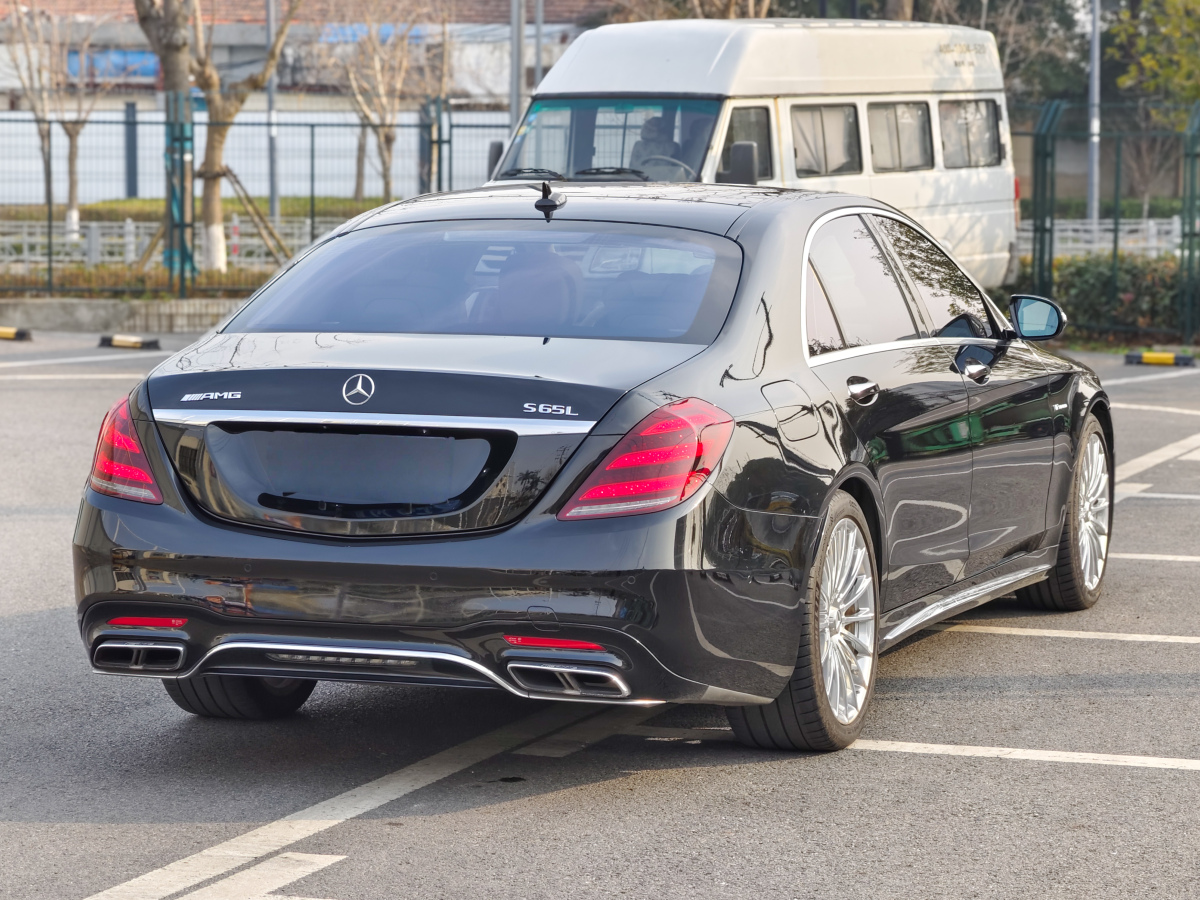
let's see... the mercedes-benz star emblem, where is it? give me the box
[342,373,375,406]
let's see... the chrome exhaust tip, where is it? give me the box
[506,661,631,699]
[93,640,185,672]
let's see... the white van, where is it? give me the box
[489,19,1018,288]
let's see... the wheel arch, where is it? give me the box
[827,466,886,579]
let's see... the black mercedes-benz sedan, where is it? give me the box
[74,183,1113,751]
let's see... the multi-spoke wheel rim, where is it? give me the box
[1077,433,1111,591]
[818,518,877,725]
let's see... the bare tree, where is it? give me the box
[133,0,194,98]
[885,0,915,18]
[5,1,55,224]
[1122,101,1180,221]
[606,0,772,23]
[191,0,304,272]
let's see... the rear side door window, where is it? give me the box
[807,214,922,349]
[939,100,1002,168]
[805,263,846,356]
[791,105,862,177]
[871,215,995,339]
[719,106,773,180]
[867,102,933,172]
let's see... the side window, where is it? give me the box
[871,215,994,339]
[808,215,920,348]
[720,107,773,180]
[939,100,1001,168]
[867,102,933,172]
[805,263,845,356]
[791,105,862,177]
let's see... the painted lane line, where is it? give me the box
[850,739,1200,771]
[1111,402,1200,418]
[83,704,597,900]
[0,351,170,369]
[0,372,146,381]
[1103,369,1200,387]
[1118,492,1200,501]
[1183,449,1200,462]
[930,622,1200,645]
[1114,482,1150,502]
[1114,431,1200,482]
[513,706,664,757]
[176,853,344,900]
[1111,552,1200,563]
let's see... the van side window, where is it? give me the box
[871,215,994,339]
[809,215,920,348]
[720,107,773,180]
[939,100,1002,168]
[867,102,933,172]
[805,263,846,356]
[791,105,862,177]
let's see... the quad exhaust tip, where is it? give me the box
[93,640,185,672]
[507,661,631,699]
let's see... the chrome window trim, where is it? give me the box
[152,409,598,436]
[806,336,945,368]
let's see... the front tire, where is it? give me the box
[1018,415,1112,612]
[163,675,316,719]
[727,492,879,751]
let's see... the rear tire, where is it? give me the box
[727,492,879,752]
[1018,415,1112,612]
[163,675,316,719]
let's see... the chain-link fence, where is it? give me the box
[0,104,510,298]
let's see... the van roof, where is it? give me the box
[535,18,1004,98]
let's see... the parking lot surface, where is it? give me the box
[2,335,1199,899]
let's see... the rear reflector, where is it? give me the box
[89,398,163,504]
[108,616,187,628]
[503,635,606,651]
[557,397,734,520]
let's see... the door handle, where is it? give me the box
[962,358,991,384]
[846,378,880,406]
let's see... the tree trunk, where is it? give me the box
[38,121,52,235]
[63,122,84,241]
[885,0,915,19]
[200,119,232,272]
[354,122,367,202]
[377,126,396,204]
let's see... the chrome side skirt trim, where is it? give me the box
[93,640,663,706]
[152,409,598,436]
[880,563,1053,649]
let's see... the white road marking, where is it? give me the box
[83,704,597,900]
[176,853,344,900]
[514,706,663,757]
[1111,551,1200,562]
[623,725,737,743]
[1114,481,1150,502]
[0,373,146,381]
[1183,449,1200,462]
[850,739,1200,771]
[1103,369,1200,387]
[1115,431,1200,482]
[1111,402,1200,418]
[0,351,170,369]
[930,622,1200,645]
[1118,492,1200,502]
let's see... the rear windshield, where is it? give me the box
[225,220,743,344]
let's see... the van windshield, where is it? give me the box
[495,97,721,183]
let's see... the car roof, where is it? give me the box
[343,183,892,238]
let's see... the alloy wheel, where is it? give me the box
[818,518,877,725]
[1077,433,1111,591]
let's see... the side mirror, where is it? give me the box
[487,141,504,180]
[1009,295,1067,341]
[728,141,759,185]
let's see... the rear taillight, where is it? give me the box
[89,398,163,504]
[557,398,734,521]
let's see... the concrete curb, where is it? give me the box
[0,298,243,334]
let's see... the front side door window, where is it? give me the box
[719,106,774,181]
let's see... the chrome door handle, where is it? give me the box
[846,378,880,406]
[962,359,991,384]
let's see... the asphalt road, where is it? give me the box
[2,333,1199,900]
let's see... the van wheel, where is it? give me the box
[727,492,879,751]
[163,675,316,719]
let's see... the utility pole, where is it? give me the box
[534,0,543,87]
[1087,0,1101,225]
[266,0,279,224]
[980,0,988,30]
[510,0,525,128]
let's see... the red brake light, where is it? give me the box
[108,617,187,628]
[89,398,163,504]
[503,635,605,651]
[557,398,734,521]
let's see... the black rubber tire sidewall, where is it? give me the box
[163,675,317,719]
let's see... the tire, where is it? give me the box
[1018,415,1112,612]
[163,675,317,719]
[727,491,880,752]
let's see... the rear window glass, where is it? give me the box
[226,221,744,343]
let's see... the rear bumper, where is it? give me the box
[74,486,819,705]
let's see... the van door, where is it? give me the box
[710,100,780,187]
[781,100,871,196]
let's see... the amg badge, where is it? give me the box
[180,391,242,401]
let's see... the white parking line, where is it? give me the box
[0,351,170,369]
[1103,369,1200,387]
[83,704,596,900]
[514,706,662,757]
[931,623,1200,645]
[1118,492,1200,502]
[1110,552,1200,563]
[1111,402,1200,418]
[1115,431,1200,482]
[176,853,344,900]
[850,739,1200,772]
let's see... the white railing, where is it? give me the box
[1017,217,1183,258]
